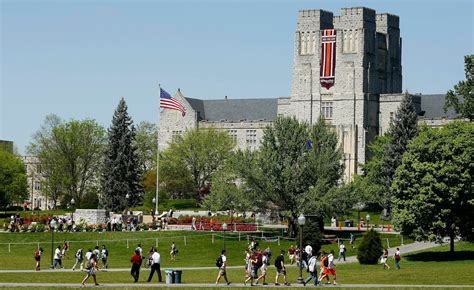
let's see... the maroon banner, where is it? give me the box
[320,29,336,89]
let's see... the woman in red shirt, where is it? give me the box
[130,249,142,282]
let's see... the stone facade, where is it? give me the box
[22,155,51,210]
[158,6,457,181]
[74,209,108,225]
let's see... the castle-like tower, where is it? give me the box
[279,7,403,180]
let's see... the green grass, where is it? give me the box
[0,230,408,270]
[0,242,473,286]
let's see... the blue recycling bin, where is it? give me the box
[173,269,182,283]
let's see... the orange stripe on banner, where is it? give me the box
[325,41,331,76]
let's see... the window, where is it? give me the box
[389,112,394,123]
[171,130,183,140]
[34,181,41,191]
[246,130,257,146]
[227,129,238,143]
[322,102,333,119]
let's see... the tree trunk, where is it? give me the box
[288,216,297,238]
[450,230,455,257]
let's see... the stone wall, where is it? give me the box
[74,209,108,225]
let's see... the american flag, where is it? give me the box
[159,88,186,116]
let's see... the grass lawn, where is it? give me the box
[0,242,473,287]
[0,230,409,270]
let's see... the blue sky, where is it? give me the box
[1,0,473,154]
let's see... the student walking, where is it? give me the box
[382,248,391,269]
[274,250,289,286]
[191,216,196,231]
[147,247,162,282]
[52,246,64,269]
[130,249,142,282]
[101,245,109,269]
[72,247,84,271]
[255,251,269,285]
[81,253,99,286]
[394,248,401,269]
[288,245,296,265]
[338,241,346,261]
[93,246,100,263]
[318,251,330,285]
[215,250,231,285]
[326,250,337,285]
[34,248,43,271]
[170,242,178,260]
[303,252,317,286]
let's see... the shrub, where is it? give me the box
[357,229,383,264]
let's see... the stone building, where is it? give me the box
[158,7,458,181]
[22,155,50,210]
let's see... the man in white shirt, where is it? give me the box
[327,250,337,285]
[303,253,317,286]
[394,248,401,269]
[338,241,346,262]
[136,244,143,257]
[215,250,231,285]
[52,246,64,269]
[147,247,162,282]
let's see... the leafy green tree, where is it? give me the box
[296,219,323,255]
[0,149,28,208]
[134,121,158,173]
[202,157,252,213]
[29,115,106,208]
[160,128,234,203]
[444,55,474,121]
[233,117,343,237]
[101,98,143,212]
[357,229,383,264]
[392,121,474,256]
[380,94,419,218]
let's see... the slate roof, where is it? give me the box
[420,94,459,119]
[185,97,279,122]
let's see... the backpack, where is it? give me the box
[256,255,263,268]
[34,250,40,258]
[216,256,223,268]
[86,259,92,270]
[274,255,283,269]
[323,257,328,268]
[395,254,401,261]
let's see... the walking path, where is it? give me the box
[0,282,471,288]
[0,241,439,273]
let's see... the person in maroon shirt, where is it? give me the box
[130,249,142,282]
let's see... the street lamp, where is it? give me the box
[222,222,228,251]
[70,198,75,222]
[49,219,58,268]
[297,214,306,284]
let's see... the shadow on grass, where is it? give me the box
[405,250,474,262]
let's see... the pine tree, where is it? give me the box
[357,229,383,264]
[380,93,419,218]
[101,98,143,212]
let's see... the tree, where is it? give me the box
[444,55,474,121]
[160,128,234,203]
[134,121,158,173]
[233,117,343,237]
[392,121,474,256]
[357,229,383,264]
[101,98,143,212]
[380,94,419,218]
[0,149,28,208]
[29,115,106,208]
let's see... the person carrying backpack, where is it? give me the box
[130,249,142,282]
[215,250,231,285]
[318,251,330,285]
[274,250,289,286]
[34,247,43,271]
[72,247,84,271]
[82,253,99,286]
[394,248,401,269]
[101,245,108,269]
[303,251,317,286]
[255,251,269,285]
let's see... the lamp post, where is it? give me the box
[70,198,75,222]
[222,222,228,251]
[297,214,306,284]
[49,219,58,268]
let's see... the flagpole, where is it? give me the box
[155,84,161,216]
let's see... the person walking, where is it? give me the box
[318,251,330,285]
[52,245,64,269]
[170,242,178,260]
[101,245,109,269]
[199,217,204,230]
[274,250,289,286]
[338,241,346,262]
[288,245,295,265]
[130,249,142,282]
[326,250,337,285]
[72,247,84,271]
[255,251,269,285]
[85,249,92,262]
[34,247,43,271]
[382,248,391,269]
[147,247,162,282]
[244,252,257,286]
[191,216,196,231]
[215,250,231,285]
[350,233,355,249]
[81,253,99,286]
[303,252,317,286]
[93,246,100,263]
[394,248,401,269]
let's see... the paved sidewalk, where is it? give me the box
[0,282,471,288]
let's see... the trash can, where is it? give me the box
[165,269,174,284]
[173,269,182,283]
[345,220,353,227]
